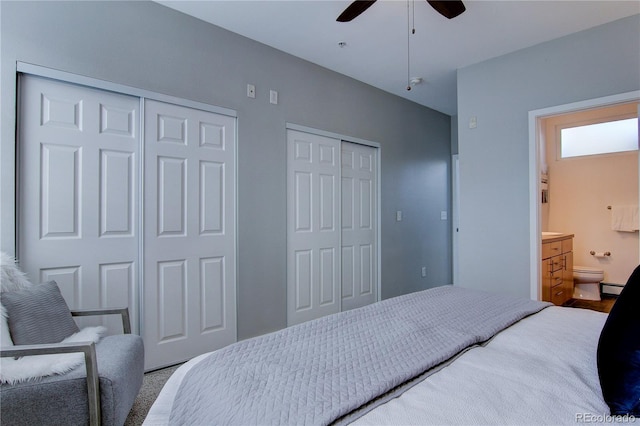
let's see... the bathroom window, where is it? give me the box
[559,117,638,159]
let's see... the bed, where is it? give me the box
[143,281,638,425]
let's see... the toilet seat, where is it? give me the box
[573,265,603,274]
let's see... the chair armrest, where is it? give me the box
[71,307,131,334]
[1,341,101,426]
[1,341,95,358]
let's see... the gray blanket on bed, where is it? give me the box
[169,286,550,425]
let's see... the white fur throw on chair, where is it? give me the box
[0,252,106,384]
[0,252,32,293]
[0,326,106,384]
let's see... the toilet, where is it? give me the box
[573,265,604,301]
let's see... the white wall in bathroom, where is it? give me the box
[545,110,639,284]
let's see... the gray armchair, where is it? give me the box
[1,307,144,426]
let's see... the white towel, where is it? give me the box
[611,205,639,232]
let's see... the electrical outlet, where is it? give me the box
[270,90,278,105]
[396,211,402,222]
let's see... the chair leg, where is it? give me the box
[1,341,103,425]
[83,343,101,426]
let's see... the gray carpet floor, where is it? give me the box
[124,363,182,426]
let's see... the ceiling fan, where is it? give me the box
[337,0,466,22]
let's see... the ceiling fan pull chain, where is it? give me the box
[412,0,416,34]
[406,0,412,91]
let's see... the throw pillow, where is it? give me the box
[1,305,12,348]
[597,264,640,415]
[2,281,80,345]
[0,252,33,347]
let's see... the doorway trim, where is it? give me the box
[452,154,459,286]
[528,90,640,300]
[16,62,236,118]
[286,123,380,150]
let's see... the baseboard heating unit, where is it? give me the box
[601,282,623,296]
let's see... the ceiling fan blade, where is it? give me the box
[337,0,377,22]
[426,0,465,19]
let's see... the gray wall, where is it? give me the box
[0,1,452,340]
[456,15,640,297]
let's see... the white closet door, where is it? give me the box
[18,75,140,335]
[287,130,341,326]
[341,142,378,311]
[143,100,236,369]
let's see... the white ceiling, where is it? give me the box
[158,0,639,116]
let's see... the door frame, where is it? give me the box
[285,123,382,317]
[16,63,236,118]
[452,154,459,286]
[527,90,640,300]
[12,62,238,341]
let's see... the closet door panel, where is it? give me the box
[200,256,225,331]
[341,142,378,311]
[287,130,341,326]
[100,150,135,237]
[200,161,224,234]
[144,99,236,369]
[18,75,140,334]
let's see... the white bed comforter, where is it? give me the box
[145,306,611,425]
[355,306,610,425]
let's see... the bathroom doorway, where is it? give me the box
[528,91,640,301]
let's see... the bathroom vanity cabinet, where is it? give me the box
[541,234,574,306]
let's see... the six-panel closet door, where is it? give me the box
[18,75,141,334]
[287,131,342,325]
[143,100,236,369]
[341,142,378,311]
